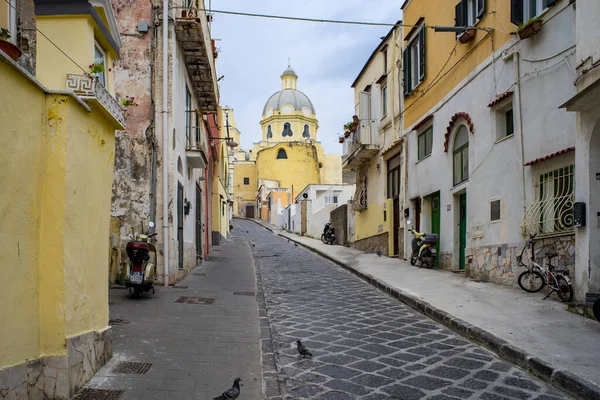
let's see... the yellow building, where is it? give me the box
[233,65,342,219]
[0,0,123,398]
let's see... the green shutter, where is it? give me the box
[419,28,426,81]
[477,0,486,18]
[403,48,411,95]
[455,1,465,27]
[511,0,524,25]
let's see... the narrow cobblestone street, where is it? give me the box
[239,219,571,400]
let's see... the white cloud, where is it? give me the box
[211,1,401,154]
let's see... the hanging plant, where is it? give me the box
[338,136,345,144]
[344,131,351,138]
[121,96,139,107]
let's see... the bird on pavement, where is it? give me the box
[213,378,242,400]
[376,250,382,257]
[296,340,313,357]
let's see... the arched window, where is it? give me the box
[453,125,469,185]
[277,149,288,159]
[302,124,310,138]
[267,125,273,139]
[282,122,293,137]
[177,156,183,175]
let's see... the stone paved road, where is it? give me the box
[237,219,570,400]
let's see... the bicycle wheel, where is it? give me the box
[518,270,544,293]
[555,275,573,302]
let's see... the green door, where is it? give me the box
[430,192,441,268]
[459,193,467,270]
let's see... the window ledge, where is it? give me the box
[451,179,469,193]
[494,134,514,144]
[416,153,432,164]
[490,219,502,225]
[405,81,424,98]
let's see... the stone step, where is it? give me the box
[585,292,600,303]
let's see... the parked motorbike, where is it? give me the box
[407,220,439,269]
[321,221,336,245]
[125,221,157,297]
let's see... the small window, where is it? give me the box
[511,0,556,25]
[505,109,514,137]
[382,86,388,117]
[282,122,293,137]
[403,26,426,95]
[417,126,433,160]
[302,124,310,138]
[490,199,501,222]
[383,48,388,75]
[333,195,338,204]
[277,149,288,159]
[94,41,107,86]
[494,100,515,141]
[455,0,485,31]
[267,125,273,139]
[243,177,250,185]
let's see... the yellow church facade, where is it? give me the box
[233,66,342,219]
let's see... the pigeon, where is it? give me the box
[376,250,382,257]
[296,340,313,357]
[213,378,242,400]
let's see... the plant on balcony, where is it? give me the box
[0,28,22,62]
[121,96,139,107]
[458,28,476,44]
[344,131,351,138]
[517,17,543,40]
[338,136,345,144]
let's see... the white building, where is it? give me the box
[403,1,576,287]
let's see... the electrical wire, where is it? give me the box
[3,0,88,74]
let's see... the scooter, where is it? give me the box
[321,221,336,245]
[124,221,157,298]
[406,220,439,269]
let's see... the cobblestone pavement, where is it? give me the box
[237,219,570,400]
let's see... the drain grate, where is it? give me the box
[71,388,124,399]
[233,292,256,296]
[175,296,215,305]
[194,273,207,276]
[112,361,152,374]
[171,285,189,289]
[108,318,129,325]
[271,290,291,295]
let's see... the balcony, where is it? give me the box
[66,73,125,129]
[186,127,208,169]
[342,123,379,169]
[172,0,218,113]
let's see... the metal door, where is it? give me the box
[178,183,184,270]
[459,193,467,270]
[430,192,441,268]
[195,184,202,258]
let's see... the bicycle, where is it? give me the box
[516,233,573,302]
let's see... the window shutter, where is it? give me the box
[455,1,465,28]
[477,0,486,18]
[419,28,426,81]
[511,0,523,25]
[403,48,411,95]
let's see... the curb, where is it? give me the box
[273,230,600,400]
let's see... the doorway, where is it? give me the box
[245,204,254,218]
[459,192,467,270]
[429,192,441,268]
[387,153,401,256]
[195,184,202,259]
[177,183,184,270]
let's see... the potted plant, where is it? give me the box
[517,17,543,40]
[344,131,351,138]
[0,28,22,62]
[458,28,476,44]
[338,136,345,144]
[121,96,139,107]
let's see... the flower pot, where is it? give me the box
[518,20,543,40]
[344,131,351,138]
[458,29,476,44]
[350,122,358,132]
[338,138,345,144]
[0,39,22,62]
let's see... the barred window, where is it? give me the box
[521,165,574,236]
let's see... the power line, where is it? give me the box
[3,0,87,74]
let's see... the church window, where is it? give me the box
[282,122,293,137]
[277,149,288,159]
[267,125,273,139]
[244,177,250,185]
[303,124,310,138]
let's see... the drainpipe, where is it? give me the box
[391,27,397,140]
[515,52,527,214]
[162,0,170,286]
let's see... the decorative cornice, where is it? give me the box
[524,147,575,166]
[487,91,513,108]
[444,112,474,153]
[412,114,433,132]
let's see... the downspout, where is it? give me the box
[162,0,170,286]
[391,27,397,140]
[148,9,157,228]
[515,52,527,214]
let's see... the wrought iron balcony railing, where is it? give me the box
[66,73,126,128]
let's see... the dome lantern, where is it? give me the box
[281,63,298,90]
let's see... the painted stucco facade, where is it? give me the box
[401,0,576,289]
[0,0,122,396]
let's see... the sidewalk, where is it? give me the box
[82,233,264,400]
[251,219,600,400]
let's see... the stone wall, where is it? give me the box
[330,204,348,246]
[466,234,575,287]
[0,328,111,399]
[16,0,36,75]
[354,232,389,256]
[439,252,453,270]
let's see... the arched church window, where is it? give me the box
[277,149,288,159]
[282,122,293,137]
[267,125,273,139]
[303,124,310,138]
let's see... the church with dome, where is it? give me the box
[232,65,343,220]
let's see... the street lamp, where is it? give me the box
[211,108,238,148]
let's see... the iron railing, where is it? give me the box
[66,73,125,127]
[521,165,574,236]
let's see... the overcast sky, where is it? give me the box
[211,1,402,155]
